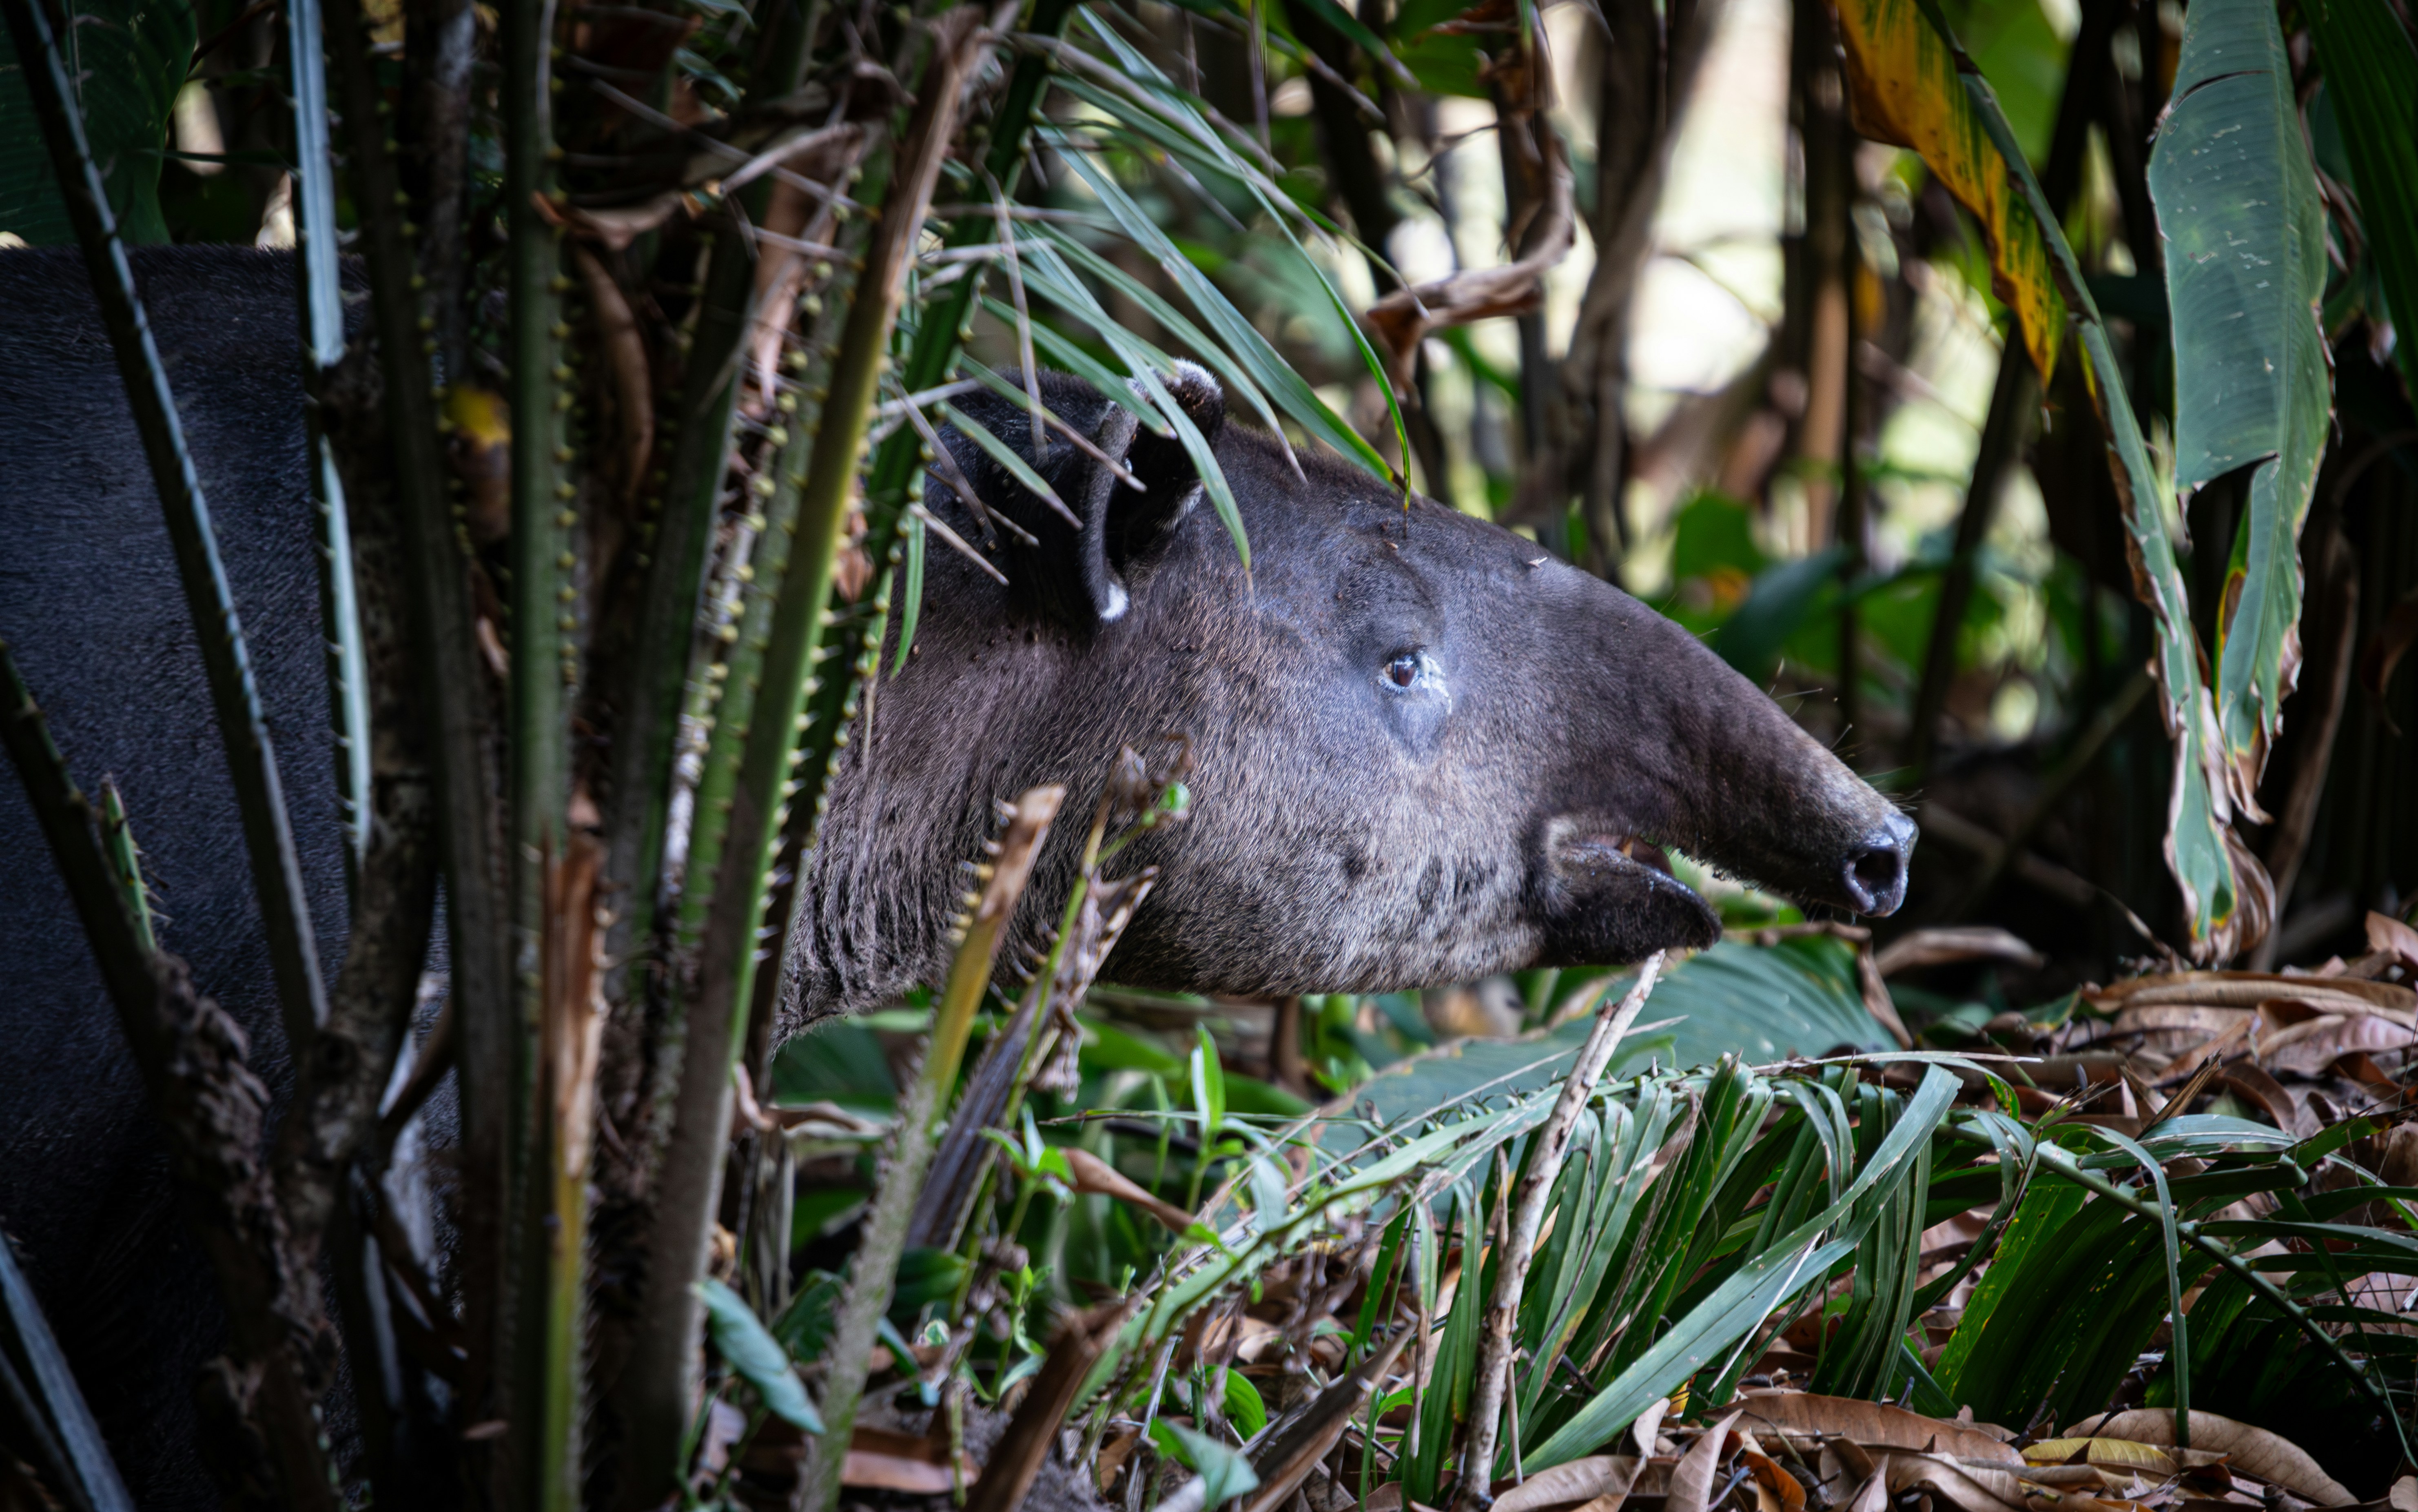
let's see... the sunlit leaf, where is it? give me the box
[1828,0,2065,384]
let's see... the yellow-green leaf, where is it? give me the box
[1833,0,2258,960]
[1831,0,2066,386]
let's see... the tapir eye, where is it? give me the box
[1384,652,1421,689]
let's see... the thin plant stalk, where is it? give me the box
[0,1222,135,1512]
[599,222,762,1001]
[302,375,448,1501]
[286,0,372,887]
[537,836,607,1512]
[799,786,1067,1512]
[1453,953,1665,1505]
[3,0,329,1053]
[323,0,519,1475]
[669,246,860,973]
[501,0,576,1495]
[612,19,991,1496]
[760,0,1081,989]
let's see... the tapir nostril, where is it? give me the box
[1841,811,1915,916]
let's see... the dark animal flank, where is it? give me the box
[0,246,351,1507]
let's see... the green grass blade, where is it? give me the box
[1045,156,1390,479]
[937,399,1073,515]
[1526,1067,1959,1470]
[982,301,1174,433]
[1016,241,1249,568]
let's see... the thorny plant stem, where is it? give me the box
[307,367,446,1505]
[758,0,1082,1033]
[503,0,574,1495]
[605,8,816,1024]
[612,22,991,1501]
[285,0,373,893]
[800,787,1066,1512]
[3,0,329,1057]
[324,0,516,1448]
[946,800,1118,1297]
[1455,952,1664,1508]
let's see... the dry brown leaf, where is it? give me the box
[1632,1397,1673,1458]
[1666,1412,1743,1512]
[1494,1457,1642,1512]
[2091,972,2416,1012]
[2214,1062,2303,1133]
[1844,1473,1888,1512]
[1823,1439,1881,1501]
[2025,1439,2176,1474]
[2080,1412,2350,1505]
[1741,1448,1807,1512]
[1881,1452,2030,1512]
[841,1422,977,1494]
[1064,1147,1198,1233]
[2111,1004,2254,1061]
[2020,1465,2121,1488]
[1096,1425,1142,1495]
[2386,1474,2417,1512]
[1873,927,2046,978]
[2368,914,2418,975]
[1362,1485,1404,1512]
[1737,1392,2022,1465]
[2256,1013,2415,1075]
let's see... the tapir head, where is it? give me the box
[808,367,1914,1009]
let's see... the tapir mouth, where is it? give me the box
[1529,821,1723,964]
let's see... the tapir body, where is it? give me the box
[0,246,1910,1505]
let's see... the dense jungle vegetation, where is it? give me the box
[1,0,2415,1504]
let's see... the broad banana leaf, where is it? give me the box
[2303,0,2418,401]
[1830,0,2065,384]
[2150,0,2332,816]
[0,0,193,244]
[1833,0,2263,961]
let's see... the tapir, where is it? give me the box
[0,245,1912,1503]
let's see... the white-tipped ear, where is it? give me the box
[1128,360,1224,426]
[1166,359,1220,403]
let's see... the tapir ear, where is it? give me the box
[940,363,1225,626]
